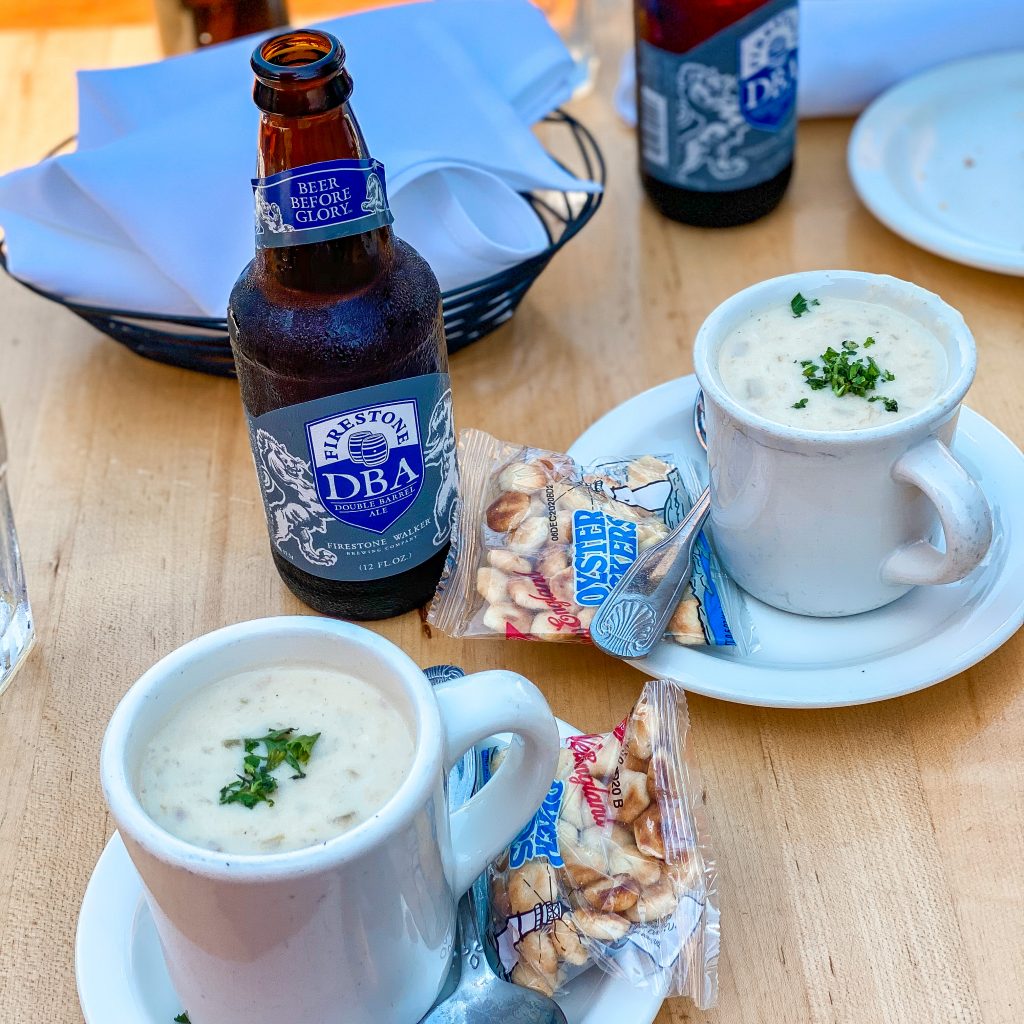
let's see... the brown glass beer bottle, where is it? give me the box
[156,0,287,55]
[228,30,457,620]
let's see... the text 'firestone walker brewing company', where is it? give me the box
[228,30,457,620]
[634,0,799,227]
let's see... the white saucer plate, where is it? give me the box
[76,719,667,1024]
[569,375,1024,708]
[848,50,1024,276]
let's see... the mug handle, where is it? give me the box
[433,670,560,897]
[881,437,992,587]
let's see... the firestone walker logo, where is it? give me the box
[738,6,798,131]
[305,399,424,534]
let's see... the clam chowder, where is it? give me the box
[717,294,947,430]
[138,665,414,854]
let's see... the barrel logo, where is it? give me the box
[305,399,423,534]
[737,5,798,132]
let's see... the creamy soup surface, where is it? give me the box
[717,295,948,430]
[138,665,414,854]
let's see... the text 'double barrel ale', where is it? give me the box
[228,29,457,620]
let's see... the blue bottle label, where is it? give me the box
[252,158,394,249]
[247,373,457,581]
[638,0,798,192]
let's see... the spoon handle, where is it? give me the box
[590,485,711,659]
[456,887,487,973]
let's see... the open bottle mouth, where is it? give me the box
[252,29,353,111]
[254,29,343,78]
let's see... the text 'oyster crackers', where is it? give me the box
[428,429,752,652]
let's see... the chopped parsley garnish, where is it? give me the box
[869,396,899,412]
[864,336,876,347]
[790,293,820,317]
[219,727,321,809]
[792,398,809,409]
[174,1015,191,1023]
[798,338,898,411]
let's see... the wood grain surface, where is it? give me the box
[0,0,391,30]
[0,7,1022,1024]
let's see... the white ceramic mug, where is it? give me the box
[693,270,993,617]
[100,617,560,1024]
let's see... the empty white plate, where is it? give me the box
[848,50,1024,276]
[570,376,1024,708]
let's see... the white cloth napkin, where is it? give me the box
[615,0,1024,124]
[0,0,599,316]
[798,0,1024,117]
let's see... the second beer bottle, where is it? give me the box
[635,0,798,227]
[229,30,457,620]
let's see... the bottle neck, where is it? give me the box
[255,102,394,293]
[636,0,770,51]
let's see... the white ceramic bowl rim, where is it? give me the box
[693,270,977,446]
[99,617,444,881]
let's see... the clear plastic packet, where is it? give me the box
[428,428,753,652]
[481,679,720,1008]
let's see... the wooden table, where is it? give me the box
[1,8,1022,1024]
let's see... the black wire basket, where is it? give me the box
[0,110,604,377]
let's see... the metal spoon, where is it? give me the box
[421,664,567,1024]
[590,390,711,660]
[420,885,567,1024]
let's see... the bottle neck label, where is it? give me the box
[244,372,457,582]
[251,157,394,249]
[638,0,798,192]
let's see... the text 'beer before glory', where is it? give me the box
[228,30,457,620]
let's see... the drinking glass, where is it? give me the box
[535,0,597,95]
[0,412,34,695]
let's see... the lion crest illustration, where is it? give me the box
[423,388,458,546]
[674,63,750,183]
[253,429,337,568]
[360,173,387,215]
[254,191,294,236]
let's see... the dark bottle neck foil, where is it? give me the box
[250,29,392,293]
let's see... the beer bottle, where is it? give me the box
[228,30,457,620]
[634,0,798,227]
[156,0,288,55]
